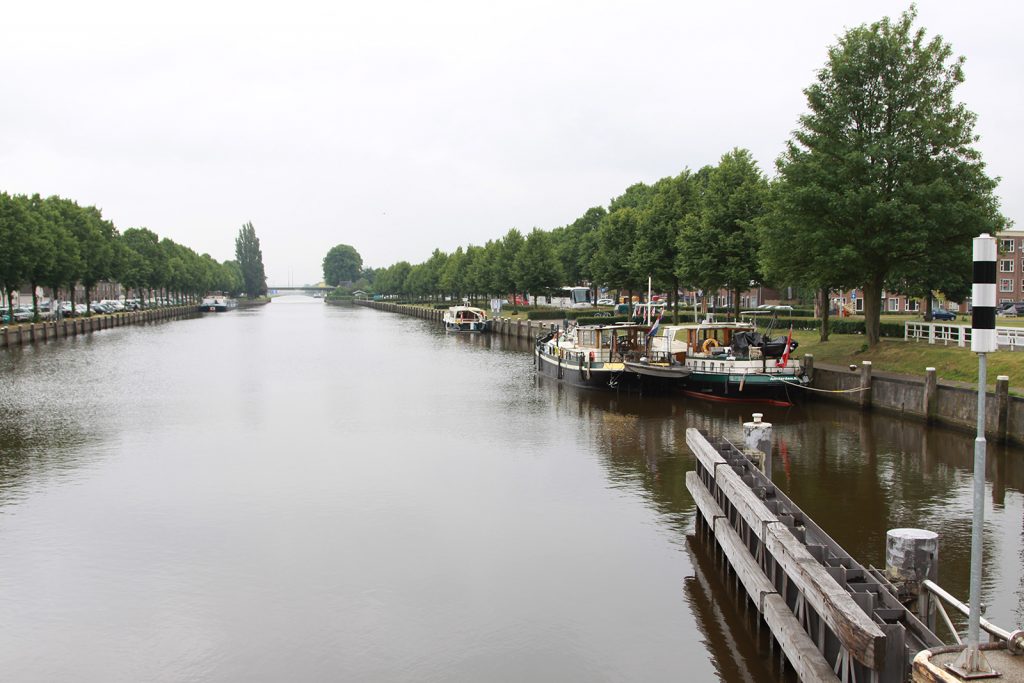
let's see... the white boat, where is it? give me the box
[443,306,490,332]
[199,295,235,313]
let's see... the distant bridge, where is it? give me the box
[267,286,333,296]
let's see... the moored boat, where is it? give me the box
[199,294,235,313]
[644,311,807,403]
[443,306,490,332]
[535,320,654,390]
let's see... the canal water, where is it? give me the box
[0,297,1021,682]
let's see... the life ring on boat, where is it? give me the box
[701,338,719,354]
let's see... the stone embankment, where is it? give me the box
[0,305,199,350]
[357,300,1024,445]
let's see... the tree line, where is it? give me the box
[0,192,259,318]
[349,8,1007,347]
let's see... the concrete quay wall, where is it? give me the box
[0,305,200,350]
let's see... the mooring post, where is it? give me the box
[995,375,1009,443]
[742,413,772,478]
[860,361,872,410]
[885,528,939,632]
[803,353,814,382]
[923,367,938,424]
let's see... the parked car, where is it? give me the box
[931,309,956,321]
[997,302,1024,317]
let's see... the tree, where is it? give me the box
[122,227,167,305]
[759,180,857,341]
[0,193,33,318]
[634,174,696,321]
[773,7,1004,346]
[235,221,267,298]
[677,150,768,318]
[67,204,117,312]
[322,243,363,286]
[515,228,563,302]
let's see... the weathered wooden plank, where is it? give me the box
[686,428,887,671]
[687,473,840,682]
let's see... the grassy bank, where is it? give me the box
[791,330,1023,391]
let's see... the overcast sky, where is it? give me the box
[2,1,1020,286]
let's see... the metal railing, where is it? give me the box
[921,579,1024,654]
[904,322,1024,350]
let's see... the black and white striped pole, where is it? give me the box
[951,233,998,677]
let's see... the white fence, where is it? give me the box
[904,322,1024,350]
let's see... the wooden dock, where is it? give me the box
[686,427,944,682]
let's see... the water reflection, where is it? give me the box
[0,303,1021,682]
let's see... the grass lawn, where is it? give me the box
[791,328,1024,391]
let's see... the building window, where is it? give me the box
[1001,259,1015,272]
[1001,238,1016,252]
[855,298,864,313]
[907,300,920,312]
[888,297,899,311]
[1000,279,1013,292]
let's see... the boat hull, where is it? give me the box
[534,346,643,391]
[444,320,490,332]
[199,304,229,312]
[682,371,807,402]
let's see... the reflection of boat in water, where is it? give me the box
[199,294,236,313]
[443,306,491,332]
[535,321,653,390]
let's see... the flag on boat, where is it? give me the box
[775,326,794,368]
[648,310,664,338]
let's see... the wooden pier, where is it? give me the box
[686,427,1024,682]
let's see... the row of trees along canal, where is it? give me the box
[0,193,270,319]
[345,8,1007,349]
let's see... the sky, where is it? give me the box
[2,1,1021,286]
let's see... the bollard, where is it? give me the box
[742,413,773,478]
[803,353,814,382]
[885,528,939,631]
[995,375,1009,442]
[860,361,873,410]
[923,367,938,423]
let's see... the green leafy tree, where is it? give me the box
[759,181,857,341]
[496,229,524,307]
[68,204,117,312]
[773,7,1004,346]
[515,228,563,302]
[322,244,363,286]
[0,193,33,318]
[634,174,697,320]
[440,246,466,299]
[592,207,642,294]
[235,221,267,298]
[677,150,768,318]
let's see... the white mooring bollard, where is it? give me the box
[742,413,773,478]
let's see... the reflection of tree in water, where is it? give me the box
[538,377,694,537]
[0,407,89,507]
